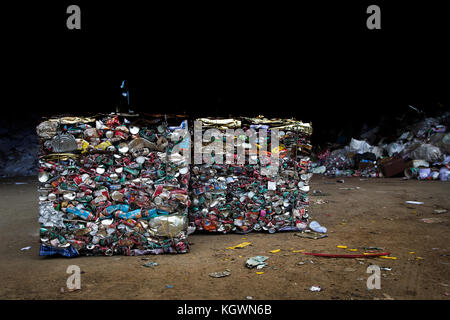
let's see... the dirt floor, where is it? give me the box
[0,175,449,300]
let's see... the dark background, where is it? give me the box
[4,1,450,146]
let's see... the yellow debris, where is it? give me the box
[379,256,397,260]
[226,242,252,250]
[337,245,347,249]
[409,252,415,254]
[416,257,424,260]
[348,249,358,252]
[292,250,305,253]
[241,238,247,240]
[270,249,281,253]
[256,272,264,275]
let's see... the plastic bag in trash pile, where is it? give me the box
[189,116,313,234]
[409,144,443,163]
[36,114,191,257]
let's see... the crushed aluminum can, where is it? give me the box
[209,271,231,278]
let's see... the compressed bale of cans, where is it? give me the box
[189,116,313,234]
[36,114,191,257]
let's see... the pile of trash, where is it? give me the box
[36,113,191,257]
[188,116,316,234]
[312,112,450,180]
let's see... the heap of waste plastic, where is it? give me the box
[312,112,450,180]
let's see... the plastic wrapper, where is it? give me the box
[429,133,450,154]
[349,138,372,154]
[409,144,443,163]
[386,142,405,157]
[36,114,190,257]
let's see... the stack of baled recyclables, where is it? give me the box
[36,113,191,257]
[189,116,314,234]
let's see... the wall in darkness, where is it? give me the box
[2,2,449,176]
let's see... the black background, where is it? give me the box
[4,1,450,145]
[1,0,449,312]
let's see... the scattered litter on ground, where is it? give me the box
[143,262,159,268]
[406,201,424,205]
[364,247,383,251]
[246,296,253,300]
[209,271,231,278]
[302,251,392,258]
[312,198,328,205]
[379,256,397,260]
[246,256,269,269]
[382,293,394,300]
[269,249,280,253]
[226,242,252,250]
[433,209,448,214]
[256,272,264,275]
[309,221,327,233]
[166,285,174,289]
[294,231,328,240]
[420,218,444,224]
[310,286,322,292]
[60,287,80,293]
[20,246,31,251]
